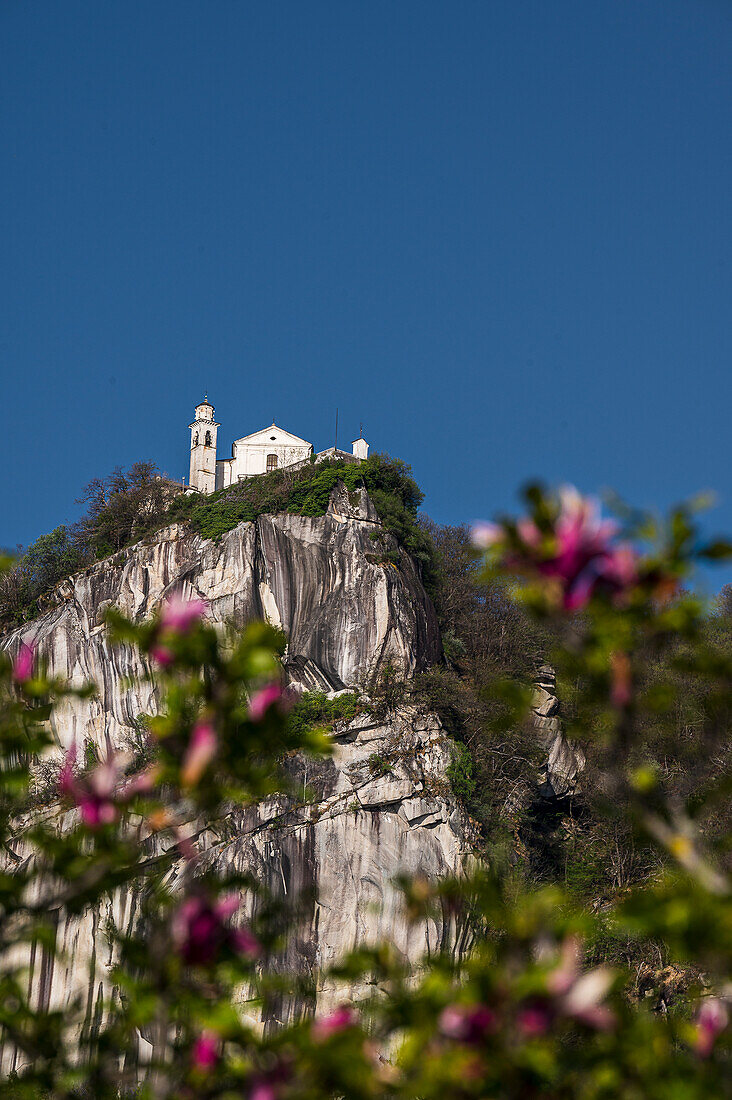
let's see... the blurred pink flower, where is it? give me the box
[537,488,632,610]
[172,892,260,967]
[250,1083,276,1100]
[547,934,583,996]
[473,488,638,612]
[311,1004,358,1042]
[12,641,35,684]
[58,743,153,828]
[693,997,728,1058]
[248,682,288,722]
[439,1003,497,1045]
[548,936,616,1031]
[181,721,218,787]
[230,924,262,957]
[516,1001,551,1037]
[149,595,207,666]
[604,543,638,590]
[159,594,207,633]
[248,1062,291,1100]
[150,644,174,667]
[191,1031,220,1071]
[559,968,616,1030]
[517,517,542,548]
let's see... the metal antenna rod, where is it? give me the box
[335,408,338,451]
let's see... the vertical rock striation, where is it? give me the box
[4,485,440,753]
[1,485,473,1062]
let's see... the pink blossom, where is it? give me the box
[149,595,207,666]
[248,682,287,722]
[58,743,153,828]
[693,997,728,1058]
[516,1001,551,1037]
[150,643,174,667]
[181,721,218,787]
[559,968,616,1030]
[439,1003,497,1045]
[191,1031,220,1071]
[230,925,263,957]
[547,934,583,996]
[159,594,207,633]
[604,543,638,590]
[517,516,542,548]
[311,1004,358,1042]
[59,744,119,827]
[250,1083,277,1100]
[547,936,616,1031]
[12,641,35,684]
[474,487,639,612]
[536,488,627,610]
[172,892,260,967]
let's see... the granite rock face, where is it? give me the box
[204,705,474,1029]
[1,486,471,1065]
[4,485,440,754]
[1,705,473,1071]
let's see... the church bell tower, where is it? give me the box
[188,396,219,493]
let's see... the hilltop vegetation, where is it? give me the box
[0,454,432,628]
[165,452,432,569]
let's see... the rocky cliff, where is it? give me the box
[2,485,471,1059]
[2,484,583,1063]
[6,485,440,755]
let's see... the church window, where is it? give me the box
[193,432,199,446]
[205,431,212,447]
[267,453,278,472]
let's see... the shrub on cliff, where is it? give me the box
[288,690,362,737]
[0,525,91,628]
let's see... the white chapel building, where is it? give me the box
[188,397,369,494]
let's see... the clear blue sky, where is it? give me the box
[3,1,731,585]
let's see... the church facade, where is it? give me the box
[188,397,369,494]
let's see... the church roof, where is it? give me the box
[232,422,311,448]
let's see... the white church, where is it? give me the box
[188,396,369,494]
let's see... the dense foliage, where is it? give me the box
[418,515,732,913]
[287,690,363,739]
[413,520,552,842]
